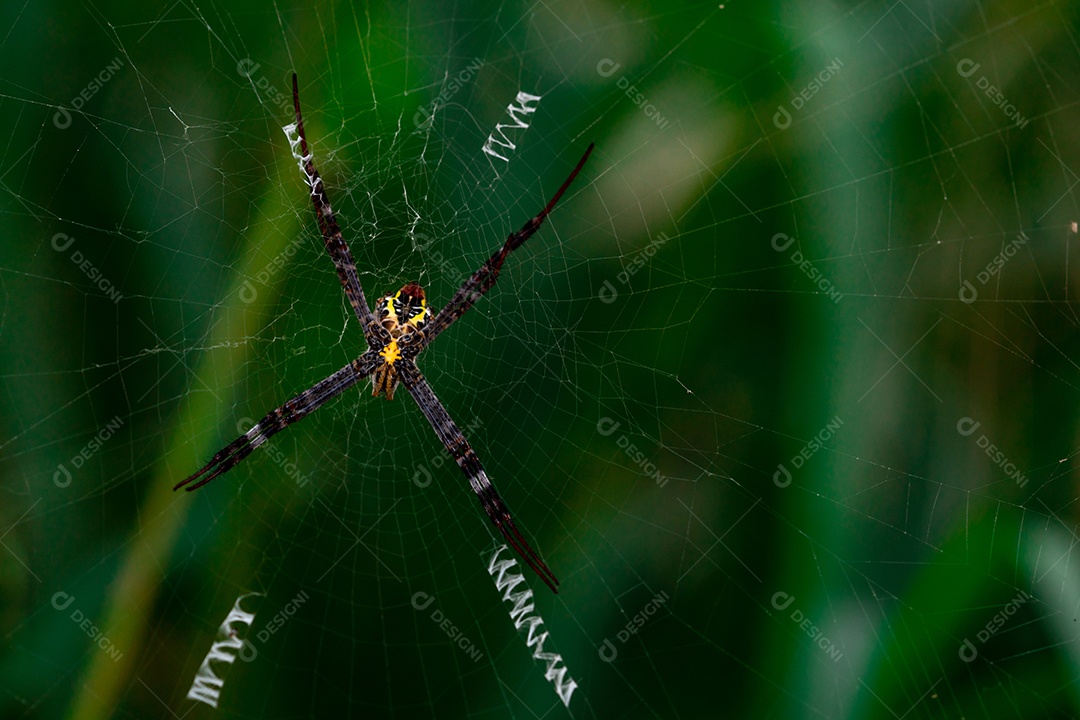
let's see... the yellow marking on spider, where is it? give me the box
[380,340,402,364]
[389,289,428,328]
[409,298,428,326]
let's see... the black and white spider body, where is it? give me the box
[378,284,428,336]
[174,74,593,594]
[371,283,427,400]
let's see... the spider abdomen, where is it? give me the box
[371,360,400,400]
[377,283,428,334]
[370,283,428,401]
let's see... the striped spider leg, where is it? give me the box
[283,73,386,347]
[420,142,594,346]
[174,354,380,491]
[176,73,594,593]
[397,361,559,591]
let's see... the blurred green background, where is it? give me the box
[2,1,1078,717]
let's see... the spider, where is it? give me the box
[174,74,593,594]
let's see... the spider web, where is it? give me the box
[2,0,1080,717]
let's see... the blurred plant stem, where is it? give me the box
[67,155,297,720]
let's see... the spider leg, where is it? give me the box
[284,74,382,345]
[175,353,380,492]
[397,361,560,592]
[421,143,594,346]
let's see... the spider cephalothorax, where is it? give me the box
[377,283,428,335]
[175,73,594,593]
[372,283,428,400]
